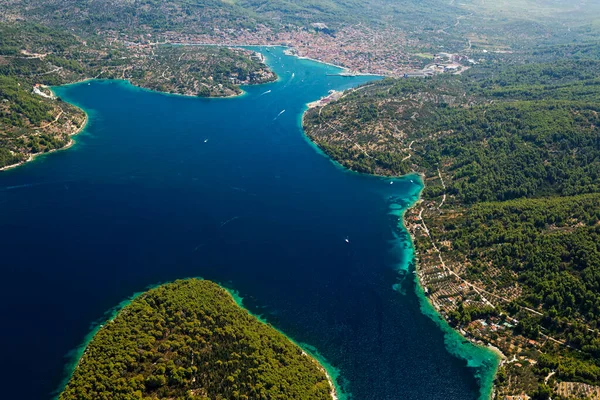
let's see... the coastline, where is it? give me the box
[174,42,385,78]
[51,52,499,400]
[53,283,160,400]
[400,190,500,400]
[300,93,501,398]
[0,112,88,173]
[176,42,349,71]
[57,279,340,400]
[296,56,381,77]
[27,46,496,399]
[60,77,250,100]
[226,288,342,400]
[176,42,351,74]
[294,55,349,72]
[1,52,276,174]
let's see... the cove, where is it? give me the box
[0,47,496,400]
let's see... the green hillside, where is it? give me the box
[303,53,600,397]
[60,279,334,400]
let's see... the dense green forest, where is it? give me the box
[305,57,600,186]
[61,279,333,400]
[423,100,600,203]
[445,194,600,327]
[304,51,600,396]
[440,194,600,387]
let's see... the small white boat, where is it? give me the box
[204,139,208,143]
[345,238,350,243]
[273,109,286,120]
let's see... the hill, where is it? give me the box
[303,54,600,398]
[60,279,335,400]
[3,0,600,75]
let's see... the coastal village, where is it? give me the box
[115,23,475,78]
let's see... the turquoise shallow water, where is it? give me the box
[0,47,497,399]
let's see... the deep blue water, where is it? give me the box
[0,47,495,399]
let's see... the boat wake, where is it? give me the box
[273,109,286,120]
[220,216,240,228]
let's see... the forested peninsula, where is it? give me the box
[303,48,600,399]
[0,23,275,170]
[60,279,335,400]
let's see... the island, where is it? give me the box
[60,279,336,400]
[303,51,600,399]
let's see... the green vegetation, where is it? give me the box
[0,75,53,126]
[2,0,600,396]
[0,23,275,95]
[0,22,275,169]
[444,194,600,331]
[305,57,600,185]
[125,45,276,97]
[61,279,333,400]
[438,194,600,391]
[4,0,600,53]
[423,100,600,203]
[1,0,459,34]
[304,52,600,397]
[0,74,85,168]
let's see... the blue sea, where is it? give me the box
[0,47,497,399]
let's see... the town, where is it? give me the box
[109,23,478,78]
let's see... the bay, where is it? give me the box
[0,47,496,399]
